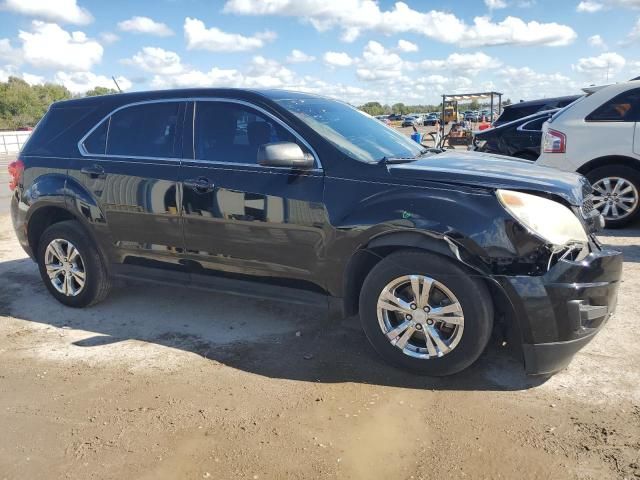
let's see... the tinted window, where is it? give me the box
[83,119,108,154]
[275,98,424,163]
[586,89,640,122]
[520,115,549,131]
[495,105,540,124]
[106,102,181,158]
[194,101,298,164]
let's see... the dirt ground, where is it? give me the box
[0,213,638,480]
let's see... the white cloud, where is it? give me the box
[577,0,640,11]
[21,72,45,85]
[323,51,354,67]
[150,67,241,89]
[100,32,119,44]
[184,17,276,52]
[485,0,508,9]
[588,34,607,48]
[123,47,184,75]
[461,16,576,47]
[501,66,577,100]
[223,0,576,47]
[2,0,92,25]
[419,51,501,74]
[577,1,604,11]
[0,65,18,82]
[19,21,103,71]
[573,52,626,81]
[0,39,18,62]
[286,49,315,63]
[54,71,132,93]
[622,17,640,44]
[118,16,173,37]
[396,39,418,52]
[356,41,404,80]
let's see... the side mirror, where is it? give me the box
[257,141,314,169]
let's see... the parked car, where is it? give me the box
[423,114,439,126]
[494,95,581,127]
[464,112,480,122]
[10,88,621,376]
[472,109,558,160]
[538,80,640,228]
[401,116,419,127]
[374,115,390,124]
[388,113,403,121]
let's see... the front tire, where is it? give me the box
[586,165,640,229]
[359,250,493,376]
[37,220,111,307]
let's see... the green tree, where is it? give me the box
[392,102,407,114]
[85,86,118,97]
[359,102,385,116]
[0,77,72,129]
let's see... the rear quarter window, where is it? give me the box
[586,88,640,122]
[106,102,182,158]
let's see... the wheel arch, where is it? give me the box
[341,231,491,317]
[576,155,640,175]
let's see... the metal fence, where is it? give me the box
[0,131,31,155]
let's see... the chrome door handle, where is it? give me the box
[80,164,105,178]
[184,177,214,193]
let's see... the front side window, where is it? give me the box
[586,89,640,122]
[106,102,181,158]
[194,101,298,164]
[275,97,423,163]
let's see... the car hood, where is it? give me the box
[388,150,587,206]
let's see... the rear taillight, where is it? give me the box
[543,129,566,153]
[8,159,24,191]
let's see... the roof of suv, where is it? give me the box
[52,88,323,109]
[504,95,581,111]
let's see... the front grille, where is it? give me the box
[582,194,595,217]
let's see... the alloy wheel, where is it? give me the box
[592,177,639,221]
[44,238,86,297]
[376,275,464,359]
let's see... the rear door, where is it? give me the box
[180,99,327,288]
[70,100,186,269]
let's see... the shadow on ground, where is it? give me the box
[1,170,637,393]
[0,257,546,392]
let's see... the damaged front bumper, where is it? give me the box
[496,242,622,375]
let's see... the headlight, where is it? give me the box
[497,189,588,246]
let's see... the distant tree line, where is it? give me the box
[358,98,513,116]
[0,77,118,130]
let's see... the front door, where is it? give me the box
[69,100,186,269]
[180,100,327,289]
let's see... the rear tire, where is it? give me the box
[37,220,111,307]
[359,250,493,376]
[586,165,640,229]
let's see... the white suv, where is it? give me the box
[537,80,640,228]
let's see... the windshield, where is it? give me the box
[275,97,424,163]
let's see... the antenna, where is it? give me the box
[112,76,122,93]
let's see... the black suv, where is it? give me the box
[10,89,622,376]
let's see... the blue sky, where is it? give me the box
[0,0,639,104]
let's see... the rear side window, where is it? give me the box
[106,102,181,158]
[194,101,298,164]
[496,105,539,124]
[586,89,640,122]
[520,115,550,131]
[83,119,108,154]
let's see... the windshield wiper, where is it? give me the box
[380,149,434,164]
